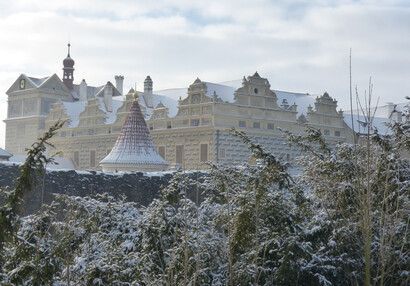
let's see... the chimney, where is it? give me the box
[386,102,395,118]
[104,81,113,112]
[79,79,87,101]
[115,75,124,95]
[143,75,153,107]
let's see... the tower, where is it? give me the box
[62,43,75,90]
[100,90,168,172]
[115,75,124,95]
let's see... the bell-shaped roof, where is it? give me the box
[63,43,75,68]
[100,94,168,172]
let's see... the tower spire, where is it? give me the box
[62,42,75,90]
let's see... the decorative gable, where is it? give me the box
[312,92,340,115]
[78,98,107,126]
[233,72,279,108]
[6,74,71,101]
[45,101,71,129]
[6,74,37,94]
[151,101,169,120]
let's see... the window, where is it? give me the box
[149,124,153,130]
[88,129,94,135]
[41,99,55,115]
[200,144,208,162]
[219,148,226,159]
[158,146,165,159]
[192,119,200,126]
[253,122,260,128]
[73,151,79,167]
[239,121,246,127]
[176,145,184,165]
[268,123,275,130]
[61,131,66,137]
[90,150,96,167]
[167,121,172,129]
[335,130,341,137]
[254,88,258,94]
[108,127,111,134]
[324,129,330,136]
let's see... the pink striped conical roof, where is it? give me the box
[100,97,168,169]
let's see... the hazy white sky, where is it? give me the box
[1,0,409,149]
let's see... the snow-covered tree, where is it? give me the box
[284,101,410,285]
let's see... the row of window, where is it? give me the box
[324,130,341,137]
[60,124,341,138]
[71,146,295,169]
[71,145,212,169]
[149,119,203,130]
[61,127,114,137]
[239,121,274,129]
[238,121,342,137]
[164,144,209,165]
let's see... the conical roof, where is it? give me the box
[100,94,168,172]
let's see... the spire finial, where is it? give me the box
[133,83,139,100]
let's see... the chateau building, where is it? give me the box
[4,44,352,171]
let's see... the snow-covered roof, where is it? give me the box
[27,76,51,87]
[61,95,125,127]
[345,102,409,119]
[62,101,87,127]
[343,102,409,135]
[275,90,318,116]
[155,80,317,116]
[98,97,123,124]
[154,87,187,101]
[100,99,168,167]
[204,82,237,102]
[343,114,394,135]
[151,93,179,118]
[72,84,101,99]
[0,147,12,158]
[7,155,77,170]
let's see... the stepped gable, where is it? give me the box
[100,92,168,172]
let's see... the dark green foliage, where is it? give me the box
[1,109,409,285]
[283,110,410,285]
[0,120,65,280]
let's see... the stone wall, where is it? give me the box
[0,162,206,215]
